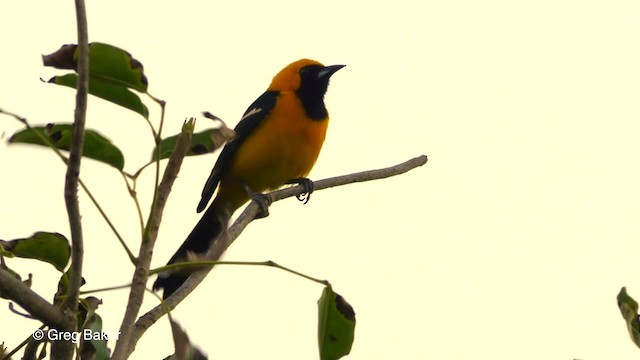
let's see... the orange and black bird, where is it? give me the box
[153,59,344,299]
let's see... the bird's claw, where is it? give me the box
[287,178,314,204]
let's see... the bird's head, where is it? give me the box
[269,58,345,94]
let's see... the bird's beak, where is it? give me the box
[318,64,346,79]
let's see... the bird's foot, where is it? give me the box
[286,178,314,204]
[244,183,272,219]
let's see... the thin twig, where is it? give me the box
[140,93,164,141]
[78,178,137,264]
[153,97,167,138]
[127,160,154,180]
[122,155,428,358]
[150,260,329,286]
[121,172,146,236]
[111,119,193,360]
[79,283,132,295]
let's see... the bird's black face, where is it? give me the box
[296,64,345,120]
[299,65,328,96]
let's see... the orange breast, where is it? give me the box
[220,91,329,207]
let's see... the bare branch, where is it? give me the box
[64,0,89,311]
[122,155,428,357]
[0,268,65,328]
[51,0,89,358]
[111,120,194,360]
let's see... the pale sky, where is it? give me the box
[2,1,640,359]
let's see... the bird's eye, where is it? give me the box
[300,67,310,77]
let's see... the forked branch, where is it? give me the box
[122,155,428,358]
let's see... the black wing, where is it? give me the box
[196,90,279,213]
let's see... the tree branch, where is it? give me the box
[64,0,89,311]
[51,0,89,358]
[121,155,428,357]
[111,120,194,360]
[0,269,66,328]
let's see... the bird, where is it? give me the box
[153,59,344,299]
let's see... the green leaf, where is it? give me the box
[43,42,150,118]
[318,286,356,360]
[83,313,110,360]
[79,297,110,360]
[170,319,207,360]
[43,42,148,92]
[152,127,232,161]
[49,73,149,118]
[0,232,70,271]
[618,287,640,349]
[9,123,125,170]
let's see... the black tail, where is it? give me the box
[153,200,229,299]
